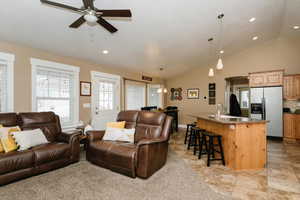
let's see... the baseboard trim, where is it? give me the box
[178,124,187,129]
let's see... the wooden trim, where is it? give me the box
[248,69,285,75]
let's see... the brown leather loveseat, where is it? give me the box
[0,112,81,185]
[86,111,172,178]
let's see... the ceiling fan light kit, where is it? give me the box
[40,0,132,33]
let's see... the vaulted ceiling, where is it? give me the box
[0,0,299,78]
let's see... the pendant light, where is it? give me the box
[216,14,224,70]
[208,38,214,77]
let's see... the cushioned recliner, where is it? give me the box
[86,110,172,178]
[0,112,81,185]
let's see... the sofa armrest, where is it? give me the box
[86,130,105,143]
[136,138,168,147]
[57,131,81,144]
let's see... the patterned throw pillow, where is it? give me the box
[106,121,126,129]
[0,126,21,153]
[103,127,135,143]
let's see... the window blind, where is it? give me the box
[0,64,7,112]
[125,80,146,110]
[35,66,74,125]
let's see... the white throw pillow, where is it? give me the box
[11,129,49,151]
[84,124,93,135]
[103,127,135,143]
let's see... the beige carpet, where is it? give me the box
[0,151,231,200]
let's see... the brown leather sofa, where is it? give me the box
[0,112,81,185]
[86,111,172,178]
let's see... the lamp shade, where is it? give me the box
[163,88,168,93]
[157,88,163,93]
[208,68,214,77]
[216,58,223,70]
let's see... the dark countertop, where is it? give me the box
[284,112,300,115]
[189,114,269,125]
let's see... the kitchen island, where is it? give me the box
[192,114,268,170]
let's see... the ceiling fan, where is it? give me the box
[40,0,132,33]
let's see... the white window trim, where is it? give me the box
[0,52,15,112]
[31,58,80,130]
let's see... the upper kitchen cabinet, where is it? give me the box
[283,75,300,100]
[249,70,284,87]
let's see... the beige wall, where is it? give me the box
[166,36,300,124]
[0,40,163,124]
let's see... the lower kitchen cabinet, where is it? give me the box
[284,113,300,139]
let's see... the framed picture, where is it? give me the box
[209,83,216,90]
[187,88,199,99]
[80,81,91,96]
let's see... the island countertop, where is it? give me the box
[189,114,269,125]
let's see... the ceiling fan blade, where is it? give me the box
[82,0,94,9]
[97,17,118,33]
[40,0,82,12]
[97,10,132,17]
[69,16,86,28]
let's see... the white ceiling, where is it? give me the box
[0,0,299,78]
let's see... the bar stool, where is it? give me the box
[184,122,196,144]
[188,126,205,155]
[198,132,225,167]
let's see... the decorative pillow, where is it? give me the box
[106,121,126,129]
[103,127,135,143]
[11,129,49,151]
[0,126,21,153]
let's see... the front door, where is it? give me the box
[91,71,121,130]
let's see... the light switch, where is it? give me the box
[83,103,91,108]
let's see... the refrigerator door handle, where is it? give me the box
[262,97,266,120]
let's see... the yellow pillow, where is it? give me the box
[106,121,126,129]
[0,126,21,153]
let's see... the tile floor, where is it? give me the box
[169,129,300,200]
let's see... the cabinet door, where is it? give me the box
[294,75,300,99]
[284,114,295,138]
[265,71,283,87]
[283,76,294,99]
[295,115,300,139]
[249,74,265,87]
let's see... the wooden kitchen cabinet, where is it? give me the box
[284,113,300,140]
[249,70,284,87]
[283,75,300,100]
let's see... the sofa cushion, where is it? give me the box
[117,111,139,129]
[0,113,19,127]
[89,141,137,174]
[32,143,70,165]
[19,112,61,142]
[134,112,166,143]
[0,150,34,175]
[0,126,21,153]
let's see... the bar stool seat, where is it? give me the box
[198,132,225,167]
[184,122,196,144]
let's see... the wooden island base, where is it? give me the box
[197,118,267,170]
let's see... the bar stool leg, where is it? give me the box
[217,136,225,165]
[187,128,194,150]
[184,125,190,144]
[193,131,198,155]
[207,136,213,167]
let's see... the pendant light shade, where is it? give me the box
[208,68,214,77]
[216,58,224,70]
[157,88,162,93]
[163,88,168,93]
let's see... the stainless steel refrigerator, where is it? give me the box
[250,87,283,137]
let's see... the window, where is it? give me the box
[147,84,163,108]
[125,80,146,110]
[98,81,114,111]
[239,89,249,109]
[31,58,79,129]
[0,52,14,112]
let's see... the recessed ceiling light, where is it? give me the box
[220,50,224,54]
[102,50,109,54]
[249,17,256,23]
[293,25,299,30]
[252,36,258,41]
